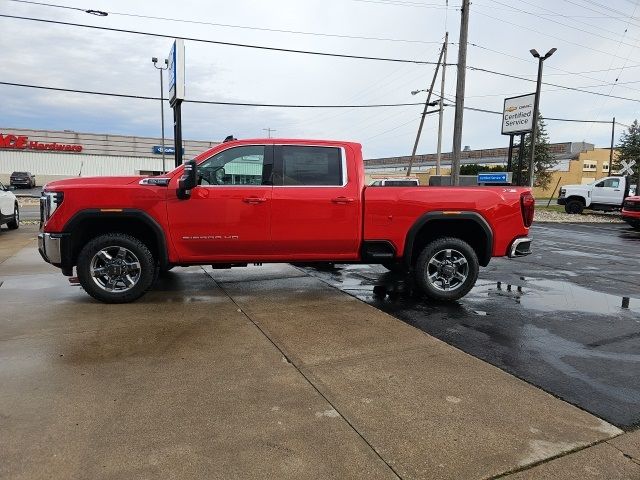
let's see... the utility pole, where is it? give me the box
[609,116,615,173]
[263,128,276,138]
[451,0,470,186]
[152,57,169,173]
[529,47,556,187]
[407,40,446,177]
[436,31,449,176]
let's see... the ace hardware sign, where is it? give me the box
[0,133,83,152]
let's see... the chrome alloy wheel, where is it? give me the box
[426,248,469,292]
[89,246,142,293]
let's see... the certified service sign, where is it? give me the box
[502,93,535,135]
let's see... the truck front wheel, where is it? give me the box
[564,199,584,214]
[414,237,479,301]
[77,233,155,303]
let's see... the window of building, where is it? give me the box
[280,146,343,186]
[602,163,609,171]
[582,162,597,171]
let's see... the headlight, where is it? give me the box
[40,191,64,223]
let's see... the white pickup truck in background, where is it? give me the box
[558,176,637,214]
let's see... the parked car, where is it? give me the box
[38,138,533,303]
[0,181,19,229]
[370,178,420,187]
[557,175,633,214]
[622,196,640,230]
[10,171,36,189]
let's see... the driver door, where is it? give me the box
[591,177,622,204]
[166,145,273,261]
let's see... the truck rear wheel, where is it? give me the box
[564,199,584,214]
[77,233,155,303]
[414,237,479,301]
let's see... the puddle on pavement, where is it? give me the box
[469,279,640,316]
[304,265,640,316]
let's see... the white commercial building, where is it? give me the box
[0,127,219,186]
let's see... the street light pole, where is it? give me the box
[152,57,169,173]
[528,47,556,187]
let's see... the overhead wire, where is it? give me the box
[0,14,448,66]
[4,0,447,45]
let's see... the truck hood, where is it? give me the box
[44,176,143,190]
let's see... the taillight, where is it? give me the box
[520,192,535,227]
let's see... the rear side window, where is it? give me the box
[384,180,418,186]
[280,146,343,186]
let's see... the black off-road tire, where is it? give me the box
[77,233,155,303]
[414,237,479,302]
[7,203,19,230]
[564,199,584,214]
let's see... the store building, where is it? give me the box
[0,127,219,186]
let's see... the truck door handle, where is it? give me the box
[243,197,267,204]
[331,196,355,204]
[614,189,621,191]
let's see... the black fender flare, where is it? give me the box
[63,208,169,269]
[403,211,494,267]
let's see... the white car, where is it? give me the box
[0,180,19,230]
[557,176,633,214]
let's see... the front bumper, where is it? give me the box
[508,237,532,258]
[556,197,567,205]
[38,233,63,265]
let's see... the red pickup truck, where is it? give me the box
[38,139,533,303]
[622,196,640,230]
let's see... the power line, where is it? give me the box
[0,80,428,108]
[4,13,640,104]
[468,66,640,103]
[474,9,640,63]
[0,14,448,65]
[2,80,627,126]
[5,0,446,45]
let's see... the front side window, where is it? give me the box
[197,145,268,186]
[280,146,343,186]
[602,178,620,188]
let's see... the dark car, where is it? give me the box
[10,171,36,189]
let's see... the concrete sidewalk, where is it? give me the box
[1,226,638,479]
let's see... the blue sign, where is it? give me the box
[478,172,511,183]
[153,146,183,155]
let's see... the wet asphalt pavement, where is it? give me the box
[301,222,640,430]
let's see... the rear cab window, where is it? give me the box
[274,145,345,186]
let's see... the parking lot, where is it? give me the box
[1,223,639,479]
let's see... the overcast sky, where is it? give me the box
[2,0,640,159]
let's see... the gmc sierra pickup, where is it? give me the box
[38,139,533,303]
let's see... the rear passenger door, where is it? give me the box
[271,145,361,259]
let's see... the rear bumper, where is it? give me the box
[508,237,532,258]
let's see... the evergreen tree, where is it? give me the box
[614,119,640,180]
[514,115,558,189]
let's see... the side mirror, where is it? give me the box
[177,160,197,199]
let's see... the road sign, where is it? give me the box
[478,172,512,184]
[168,39,185,106]
[619,159,637,175]
[502,93,535,135]
[152,145,184,155]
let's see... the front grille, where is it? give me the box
[624,201,640,212]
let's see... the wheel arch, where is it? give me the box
[63,209,168,270]
[403,211,493,268]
